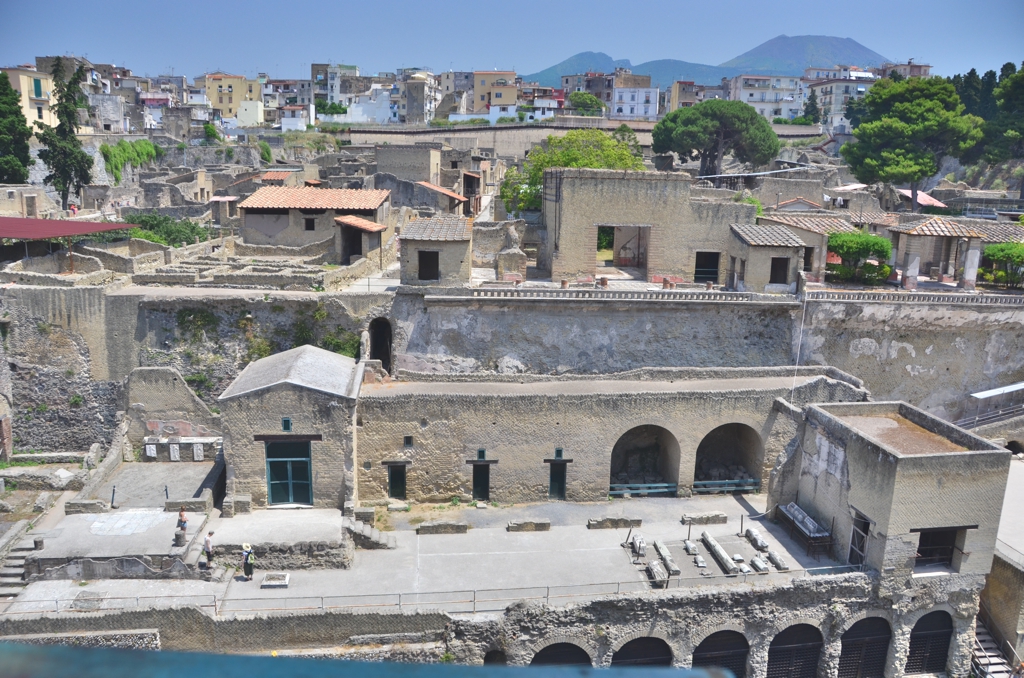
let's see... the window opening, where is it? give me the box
[281,417,292,432]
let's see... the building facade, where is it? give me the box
[727,74,805,120]
[0,67,57,127]
[473,71,517,114]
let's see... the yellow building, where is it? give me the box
[472,71,517,114]
[197,72,261,118]
[668,81,697,112]
[1,67,58,127]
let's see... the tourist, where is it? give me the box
[204,531,214,568]
[178,506,187,532]
[241,543,256,581]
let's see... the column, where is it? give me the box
[888,234,903,282]
[958,238,980,291]
[901,236,922,290]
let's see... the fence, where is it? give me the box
[0,566,863,617]
[804,291,1024,306]
[453,289,798,303]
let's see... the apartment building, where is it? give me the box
[610,84,659,121]
[726,74,805,120]
[473,70,517,114]
[0,66,58,127]
[667,81,697,112]
[806,77,874,134]
[197,72,260,118]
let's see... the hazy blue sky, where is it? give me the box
[2,0,1021,80]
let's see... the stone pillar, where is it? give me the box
[958,238,980,291]
[889,234,904,282]
[746,637,771,678]
[946,617,977,678]
[819,637,843,678]
[944,238,956,280]
[901,235,922,290]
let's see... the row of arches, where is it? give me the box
[522,611,955,676]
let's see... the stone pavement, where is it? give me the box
[34,509,204,559]
[94,462,217,509]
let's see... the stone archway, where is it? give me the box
[694,422,763,486]
[530,642,593,666]
[838,617,891,678]
[368,317,392,373]
[483,650,507,665]
[609,425,680,494]
[692,630,750,677]
[905,611,953,675]
[1007,440,1023,455]
[766,624,823,678]
[610,637,674,667]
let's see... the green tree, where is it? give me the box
[568,91,604,115]
[827,232,892,269]
[840,77,983,212]
[979,70,1024,196]
[888,70,905,82]
[1000,62,1018,83]
[803,89,821,123]
[498,129,644,212]
[0,71,33,183]
[984,242,1024,288]
[611,123,642,158]
[957,68,983,117]
[980,70,999,120]
[652,99,780,179]
[34,57,93,210]
[844,96,869,129]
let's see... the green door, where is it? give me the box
[472,464,490,501]
[266,441,312,505]
[549,463,566,500]
[388,465,406,500]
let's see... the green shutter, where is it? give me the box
[33,78,42,98]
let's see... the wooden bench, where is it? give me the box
[608,483,678,497]
[692,479,762,494]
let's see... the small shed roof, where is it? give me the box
[334,214,387,233]
[759,214,859,235]
[897,189,947,208]
[776,197,822,209]
[848,210,898,227]
[401,216,472,242]
[0,216,129,240]
[219,345,359,401]
[731,224,807,248]
[262,171,295,181]
[239,186,390,211]
[887,217,985,238]
[416,181,468,202]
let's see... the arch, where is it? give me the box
[838,617,891,678]
[610,637,673,667]
[766,624,823,678]
[530,642,593,666]
[694,423,764,485]
[905,610,953,675]
[1007,440,1024,455]
[692,630,750,678]
[368,317,392,373]
[610,425,680,491]
[483,650,507,665]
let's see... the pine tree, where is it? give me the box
[0,71,33,184]
[980,70,999,120]
[803,90,821,124]
[1000,62,1018,83]
[959,68,983,117]
[34,57,93,210]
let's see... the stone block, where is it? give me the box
[64,500,110,515]
[343,501,355,517]
[416,520,468,535]
[682,511,728,525]
[32,492,55,513]
[587,517,641,529]
[354,507,376,524]
[165,488,213,513]
[507,520,551,532]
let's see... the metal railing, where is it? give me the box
[0,566,864,617]
[455,289,797,303]
[954,404,1024,429]
[804,291,1024,305]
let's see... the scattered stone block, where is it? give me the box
[738,563,753,574]
[173,529,186,547]
[507,520,551,532]
[353,507,376,524]
[342,501,355,517]
[684,540,699,555]
[260,573,290,589]
[32,492,54,513]
[587,517,641,529]
[653,539,680,575]
[64,500,109,515]
[682,511,728,525]
[386,502,408,512]
[646,559,669,587]
[0,500,12,513]
[694,555,707,568]
[750,556,770,573]
[745,527,769,552]
[416,521,468,535]
[702,531,739,574]
[768,550,790,572]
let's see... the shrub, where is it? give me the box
[319,329,360,358]
[827,232,892,269]
[258,140,272,164]
[203,123,219,141]
[176,142,187,150]
[826,263,856,281]
[69,394,84,407]
[124,212,208,248]
[224,147,234,161]
[176,308,219,343]
[860,262,892,285]
[292,321,314,346]
[984,242,1024,288]
[184,373,213,391]
[496,116,518,124]
[100,139,158,185]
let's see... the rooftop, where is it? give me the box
[416,181,468,201]
[758,214,859,235]
[239,186,390,211]
[400,216,472,242]
[261,171,295,181]
[219,344,359,401]
[776,197,823,209]
[730,224,807,248]
[334,214,387,233]
[837,414,967,455]
[888,217,985,238]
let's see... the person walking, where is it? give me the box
[241,543,255,581]
[203,531,214,569]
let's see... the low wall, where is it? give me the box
[0,629,161,650]
[64,419,127,514]
[234,237,335,259]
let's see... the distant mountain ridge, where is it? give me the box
[523,35,890,88]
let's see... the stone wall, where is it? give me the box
[124,367,222,445]
[472,220,525,267]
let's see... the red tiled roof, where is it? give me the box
[776,197,822,209]
[239,186,390,211]
[0,217,129,240]
[897,189,947,208]
[888,217,985,238]
[416,181,468,201]
[262,171,294,181]
[334,215,387,233]
[848,210,898,227]
[758,214,859,235]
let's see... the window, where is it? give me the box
[36,106,43,120]
[770,257,790,284]
[554,448,563,459]
[630,94,635,101]
[849,510,870,565]
[33,78,42,98]
[495,92,502,99]
[694,252,720,283]
[282,417,292,432]
[418,250,440,281]
[915,529,958,569]
[228,85,233,92]
[629,107,634,114]
[480,95,485,101]
[219,96,223,104]
[229,96,232,103]
[304,218,315,231]
[404,435,414,447]
[480,79,486,86]
[477,449,486,460]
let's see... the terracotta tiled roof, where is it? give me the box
[848,210,898,227]
[239,186,390,211]
[261,171,294,181]
[776,197,822,209]
[896,189,947,208]
[401,216,472,242]
[967,221,1024,244]
[731,224,808,248]
[758,214,859,235]
[334,215,387,233]
[416,181,468,201]
[887,217,985,238]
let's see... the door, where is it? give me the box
[472,464,490,501]
[265,441,312,505]
[549,463,566,500]
[388,464,407,500]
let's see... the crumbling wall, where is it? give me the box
[123,367,221,446]
[471,220,525,267]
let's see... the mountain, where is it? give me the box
[720,35,889,74]
[522,36,891,89]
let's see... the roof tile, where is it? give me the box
[416,181,468,201]
[334,214,387,233]
[239,186,390,211]
[887,217,985,238]
[401,216,472,242]
[731,224,808,248]
[758,214,859,235]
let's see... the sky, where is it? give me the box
[2,0,1022,81]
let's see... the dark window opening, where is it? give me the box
[694,252,720,283]
[304,218,315,231]
[281,417,292,432]
[450,161,458,169]
[692,630,749,678]
[767,624,823,678]
[803,247,814,272]
[388,465,407,500]
[483,650,507,665]
[418,250,440,281]
[403,435,413,447]
[549,462,566,500]
[368,317,393,373]
[531,643,591,666]
[770,257,790,284]
[916,529,957,568]
[554,447,563,459]
[611,637,673,667]
[849,510,870,566]
[477,449,486,460]
[838,617,891,678]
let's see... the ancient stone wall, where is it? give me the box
[124,367,222,445]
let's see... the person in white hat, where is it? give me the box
[241,543,255,581]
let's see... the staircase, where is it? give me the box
[973,618,1015,678]
[342,517,397,549]
[0,539,36,599]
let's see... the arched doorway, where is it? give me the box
[530,642,592,666]
[610,637,673,667]
[692,630,750,677]
[483,650,507,665]
[609,425,680,496]
[838,617,891,678]
[905,611,953,675]
[694,423,763,491]
[368,317,392,373]
[766,624,823,678]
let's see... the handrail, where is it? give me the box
[805,291,1024,305]
[454,289,796,303]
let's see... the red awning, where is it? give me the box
[0,217,130,240]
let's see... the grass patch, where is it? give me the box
[596,249,614,262]
[0,461,40,470]
[69,394,84,408]
[408,516,426,525]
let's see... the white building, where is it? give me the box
[320,85,394,125]
[806,78,874,135]
[727,74,805,121]
[236,100,265,128]
[609,86,659,121]
[450,103,518,126]
[280,103,314,131]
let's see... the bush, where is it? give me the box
[100,139,158,185]
[69,394,84,407]
[124,212,208,248]
[203,123,219,141]
[319,329,360,358]
[826,263,856,281]
[258,140,272,164]
[315,102,348,115]
[495,116,518,124]
[860,262,892,285]
[984,242,1024,288]
[224,147,234,161]
[176,142,187,150]
[827,232,892,268]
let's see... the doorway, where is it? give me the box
[368,318,392,372]
[694,252,720,283]
[609,425,680,495]
[265,441,312,505]
[343,226,363,264]
[549,463,566,500]
[418,250,440,281]
[770,257,790,284]
[472,464,490,501]
[905,611,952,674]
[388,464,407,500]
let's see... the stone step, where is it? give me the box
[3,557,26,566]
[0,576,26,588]
[0,567,23,578]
